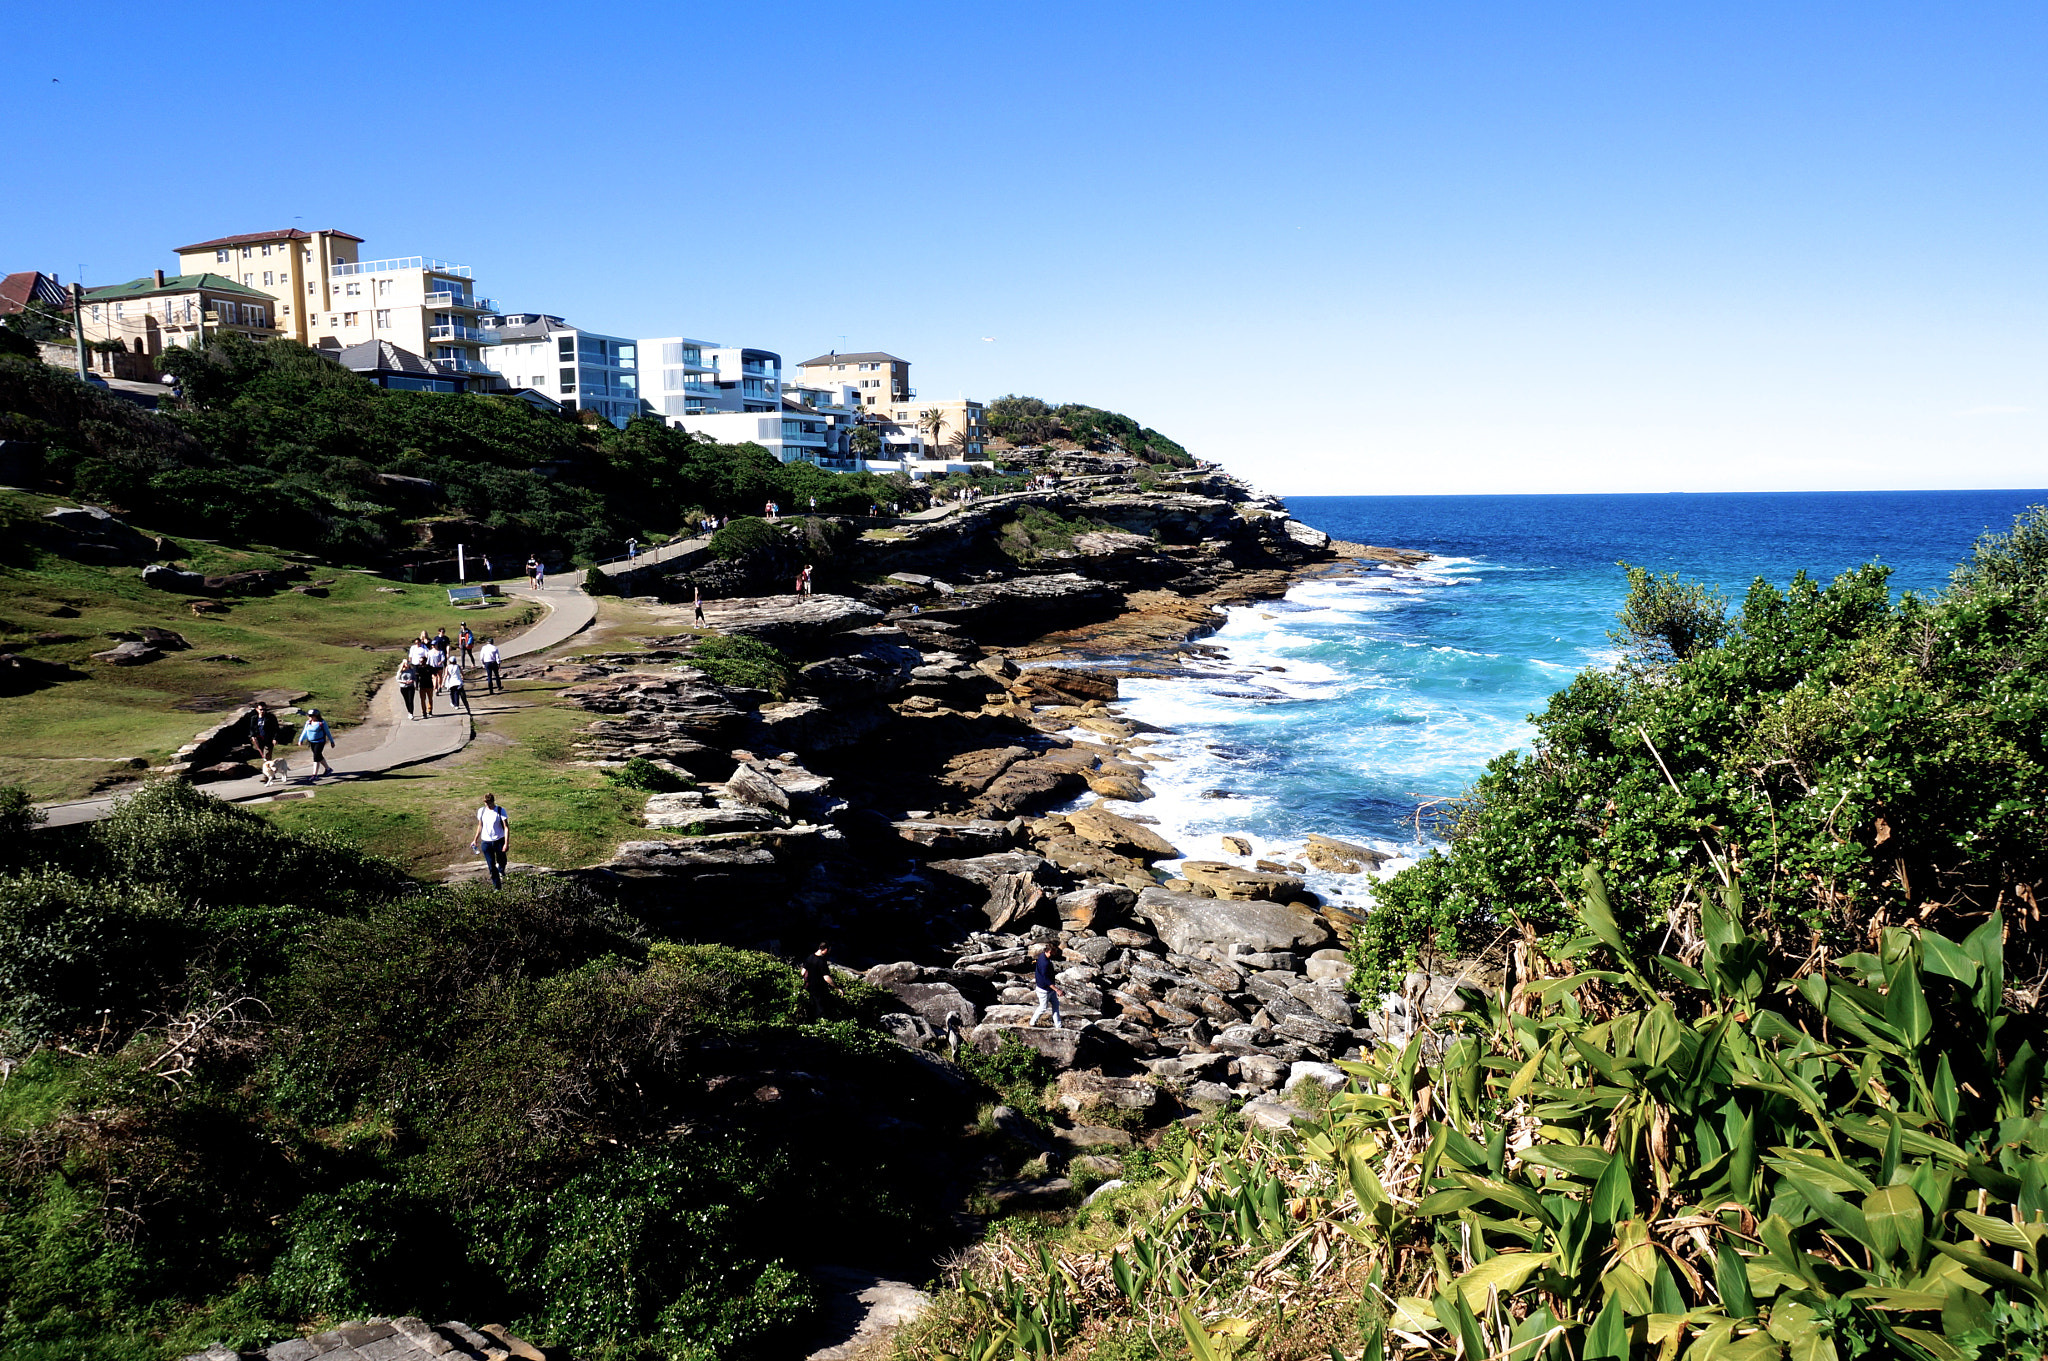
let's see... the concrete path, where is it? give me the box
[33,535,709,829]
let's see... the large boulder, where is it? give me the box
[1056,883,1136,932]
[927,852,1054,931]
[1055,1071,1158,1115]
[696,595,884,653]
[1177,859,1307,902]
[142,563,209,592]
[891,981,980,1032]
[1302,833,1391,875]
[1132,887,1330,957]
[91,640,160,666]
[1065,806,1179,861]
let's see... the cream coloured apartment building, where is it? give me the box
[793,351,912,408]
[172,229,498,379]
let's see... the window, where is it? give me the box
[376,279,390,297]
[244,274,254,284]
[241,247,252,259]
[278,272,288,284]
[558,338,573,361]
[261,244,272,256]
[307,281,316,295]
[90,305,101,321]
[114,303,124,319]
[375,310,391,329]
[663,396,688,417]
[215,249,230,263]
[329,314,339,327]
[263,272,274,286]
[662,342,701,365]
[343,311,359,326]
[559,368,575,391]
[344,283,360,296]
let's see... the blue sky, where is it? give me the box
[5,1,2042,494]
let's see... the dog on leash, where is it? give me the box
[260,755,289,785]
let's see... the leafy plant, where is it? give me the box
[709,516,786,561]
[606,757,693,793]
[686,635,796,698]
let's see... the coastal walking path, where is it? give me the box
[35,535,709,829]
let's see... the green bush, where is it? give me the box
[709,516,785,561]
[606,757,692,793]
[687,635,796,698]
[997,505,1110,561]
[0,867,196,1042]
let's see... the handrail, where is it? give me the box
[332,258,473,277]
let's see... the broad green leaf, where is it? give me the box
[1953,1209,2043,1254]
[1767,1148,1876,1195]
[1930,1240,2048,1301]
[1582,1290,1630,1361]
[1434,1286,1488,1361]
[1781,1173,1873,1250]
[1445,1170,1548,1220]
[1589,1147,1636,1226]
[1653,1255,1685,1314]
[1448,1250,1556,1310]
[1961,911,2004,1017]
[1716,1242,1756,1319]
[1389,1297,1438,1332]
[1520,1145,1613,1180]
[1178,1304,1223,1361]
[1864,1184,1924,1264]
[1659,955,1711,991]
[1884,956,1933,1048]
[1842,1287,1949,1312]
[1917,930,1978,986]
[1580,863,1631,961]
[1831,1115,1970,1166]
[1415,1189,1492,1216]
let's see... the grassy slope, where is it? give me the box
[256,599,694,875]
[0,490,541,802]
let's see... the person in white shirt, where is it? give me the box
[472,793,510,889]
[478,638,503,694]
[442,658,470,713]
[423,643,445,717]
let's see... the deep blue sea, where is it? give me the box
[1097,490,2048,909]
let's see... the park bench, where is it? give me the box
[447,585,486,606]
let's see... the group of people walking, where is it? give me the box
[397,625,502,719]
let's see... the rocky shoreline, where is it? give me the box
[491,461,1455,1147]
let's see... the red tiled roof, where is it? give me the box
[173,228,364,252]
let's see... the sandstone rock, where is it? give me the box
[891,981,979,1031]
[1056,1124,1135,1150]
[92,640,160,666]
[1285,1061,1348,1093]
[1105,926,1158,950]
[1055,883,1135,932]
[1237,1054,1288,1090]
[970,758,1089,818]
[643,804,778,833]
[895,819,1011,856]
[990,1105,1053,1149]
[205,568,288,595]
[1302,833,1391,875]
[1178,860,1306,902]
[876,1013,935,1048]
[1304,948,1351,983]
[1056,1071,1158,1115]
[1186,1080,1236,1110]
[697,594,884,652]
[1066,806,1179,861]
[1220,834,1252,857]
[723,764,791,812]
[939,745,1031,796]
[864,961,921,985]
[1278,517,1331,550]
[968,1022,1092,1069]
[1132,887,1330,957]
[1274,1012,1350,1049]
[1082,767,1153,801]
[1242,1097,1311,1131]
[139,626,189,650]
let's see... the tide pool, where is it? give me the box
[1091,489,2048,908]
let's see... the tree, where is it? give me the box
[850,424,881,461]
[918,408,949,457]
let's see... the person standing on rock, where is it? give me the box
[396,658,418,718]
[298,709,335,779]
[693,584,706,626]
[471,793,510,890]
[478,636,502,693]
[1030,943,1064,1029]
[799,942,837,1019]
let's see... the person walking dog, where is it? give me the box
[299,709,335,779]
[471,793,510,890]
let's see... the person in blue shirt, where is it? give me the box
[298,709,335,778]
[1029,943,1063,1029]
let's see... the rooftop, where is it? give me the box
[0,270,68,317]
[83,273,270,302]
[796,351,908,368]
[174,228,364,252]
[334,339,465,379]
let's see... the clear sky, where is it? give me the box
[5,1,2042,495]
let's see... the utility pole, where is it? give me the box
[457,543,467,581]
[69,283,87,379]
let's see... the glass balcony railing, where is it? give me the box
[434,357,498,374]
[426,292,494,311]
[333,258,472,277]
[429,323,487,343]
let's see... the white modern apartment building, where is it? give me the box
[673,402,831,464]
[642,337,723,418]
[482,314,639,426]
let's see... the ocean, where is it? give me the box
[1095,489,2048,908]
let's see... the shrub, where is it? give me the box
[582,565,618,596]
[687,635,796,698]
[0,866,197,1041]
[709,516,785,561]
[606,757,692,793]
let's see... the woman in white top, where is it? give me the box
[472,794,510,889]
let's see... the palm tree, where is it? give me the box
[850,424,881,465]
[918,407,948,458]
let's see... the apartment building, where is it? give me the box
[173,229,500,379]
[641,336,723,418]
[880,397,986,459]
[705,346,782,412]
[78,270,279,354]
[172,228,359,344]
[779,377,867,465]
[482,314,639,427]
[674,401,830,464]
[794,351,912,408]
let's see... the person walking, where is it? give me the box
[299,709,335,779]
[535,559,547,590]
[693,584,705,626]
[471,793,510,890]
[432,625,451,658]
[443,657,471,713]
[396,658,418,718]
[626,538,638,564]
[459,623,476,666]
[478,637,502,694]
[526,556,541,590]
[799,942,838,1019]
[1029,943,1064,1029]
[422,640,443,717]
[247,701,279,765]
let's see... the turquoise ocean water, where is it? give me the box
[1092,490,2048,909]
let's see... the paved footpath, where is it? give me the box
[35,536,708,828]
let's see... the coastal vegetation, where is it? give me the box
[984,395,1194,466]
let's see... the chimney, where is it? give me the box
[154,269,166,287]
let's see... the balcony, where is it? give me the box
[430,323,488,343]
[333,257,471,277]
[426,292,495,312]
[434,357,498,375]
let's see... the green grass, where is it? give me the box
[0,490,537,802]
[256,681,665,874]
